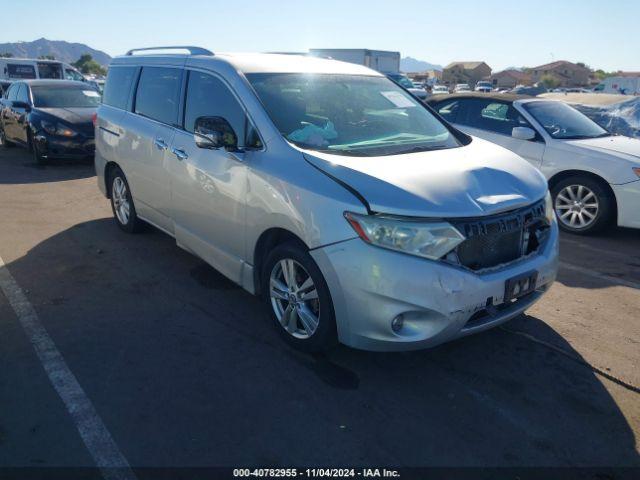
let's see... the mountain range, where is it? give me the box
[400,57,442,73]
[0,38,111,66]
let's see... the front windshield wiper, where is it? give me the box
[396,144,455,154]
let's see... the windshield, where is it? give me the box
[32,86,101,108]
[524,101,609,139]
[247,73,461,157]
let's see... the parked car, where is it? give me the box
[95,47,558,352]
[432,85,449,95]
[475,81,493,93]
[509,84,547,96]
[428,93,640,234]
[454,83,471,93]
[0,80,99,163]
[0,58,87,83]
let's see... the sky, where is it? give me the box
[2,0,638,72]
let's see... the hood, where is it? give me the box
[568,135,640,161]
[37,107,96,135]
[303,137,548,218]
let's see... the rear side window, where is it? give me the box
[463,99,529,136]
[103,66,137,110]
[134,67,182,125]
[16,84,30,103]
[7,64,36,79]
[435,100,460,123]
[6,83,19,101]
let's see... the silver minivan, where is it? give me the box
[95,46,559,352]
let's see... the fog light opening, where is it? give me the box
[391,314,404,333]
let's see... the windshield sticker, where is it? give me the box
[380,91,416,108]
[82,90,100,97]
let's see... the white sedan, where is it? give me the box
[428,94,640,234]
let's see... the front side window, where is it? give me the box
[134,67,182,125]
[524,101,609,139]
[247,73,460,157]
[31,86,101,108]
[102,66,137,110]
[65,69,85,82]
[184,71,260,148]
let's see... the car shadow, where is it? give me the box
[2,218,639,469]
[0,149,95,184]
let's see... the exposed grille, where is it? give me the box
[449,200,548,271]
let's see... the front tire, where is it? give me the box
[30,133,47,165]
[108,166,144,233]
[551,176,614,235]
[0,126,15,148]
[262,242,337,352]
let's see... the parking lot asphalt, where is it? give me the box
[0,147,639,471]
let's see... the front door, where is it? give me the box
[168,70,258,284]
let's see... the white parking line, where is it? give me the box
[560,261,640,290]
[0,255,137,480]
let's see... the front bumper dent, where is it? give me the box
[311,222,559,351]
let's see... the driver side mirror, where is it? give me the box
[194,116,238,151]
[512,126,536,141]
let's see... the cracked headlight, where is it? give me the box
[344,211,465,260]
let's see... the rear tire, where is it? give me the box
[551,175,614,235]
[108,166,144,233]
[262,242,338,352]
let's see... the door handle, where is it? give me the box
[154,138,168,150]
[171,147,188,161]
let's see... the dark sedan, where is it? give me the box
[0,80,99,164]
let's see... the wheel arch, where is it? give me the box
[104,161,121,199]
[252,227,309,295]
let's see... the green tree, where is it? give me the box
[72,54,106,76]
[539,74,561,89]
[0,52,14,58]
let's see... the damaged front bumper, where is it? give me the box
[311,221,559,351]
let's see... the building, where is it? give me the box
[489,69,531,89]
[530,60,591,87]
[407,69,442,84]
[442,61,492,87]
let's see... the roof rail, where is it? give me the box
[125,46,214,56]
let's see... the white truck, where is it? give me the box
[308,49,427,100]
[594,76,640,95]
[0,58,87,94]
[309,49,400,73]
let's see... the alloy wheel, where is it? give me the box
[269,259,320,339]
[112,177,131,225]
[555,184,599,230]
